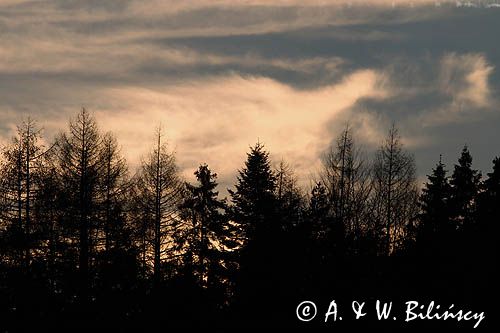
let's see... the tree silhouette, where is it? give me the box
[98,132,129,252]
[476,157,500,259]
[371,124,418,255]
[417,156,453,256]
[275,159,304,231]
[0,119,47,269]
[449,146,481,231]
[480,157,500,229]
[180,164,234,286]
[93,132,136,295]
[229,142,277,242]
[321,125,371,255]
[53,108,103,298]
[0,112,496,329]
[229,142,287,325]
[131,127,183,285]
[178,164,239,315]
[34,150,67,292]
[307,181,333,262]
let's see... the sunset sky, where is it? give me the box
[1,0,499,192]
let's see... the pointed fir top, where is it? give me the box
[194,163,218,193]
[457,145,473,168]
[484,157,500,191]
[231,142,276,198]
[426,157,446,183]
[491,156,500,175]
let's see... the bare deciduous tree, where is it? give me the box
[97,132,129,252]
[54,108,103,293]
[371,124,418,255]
[132,127,183,284]
[321,124,372,253]
[0,118,47,267]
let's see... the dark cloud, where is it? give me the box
[53,0,133,12]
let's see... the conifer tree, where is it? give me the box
[275,159,304,231]
[481,157,500,223]
[228,143,282,324]
[177,164,240,312]
[307,181,333,259]
[229,142,277,242]
[477,157,500,256]
[417,156,452,254]
[449,146,481,230]
[309,182,329,218]
[180,164,232,286]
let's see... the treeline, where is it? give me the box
[0,108,497,329]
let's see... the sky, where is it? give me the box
[1,0,499,194]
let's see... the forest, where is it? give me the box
[0,108,497,330]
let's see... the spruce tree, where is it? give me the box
[417,157,452,254]
[480,157,500,222]
[449,146,481,230]
[229,142,277,241]
[229,142,282,325]
[309,181,330,234]
[307,181,333,260]
[180,164,235,288]
[477,157,500,256]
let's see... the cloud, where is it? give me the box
[0,0,442,42]
[407,52,497,128]
[89,70,386,191]
[0,69,388,193]
[439,52,494,108]
[354,52,496,124]
[1,0,500,194]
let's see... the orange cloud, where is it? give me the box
[92,70,387,190]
